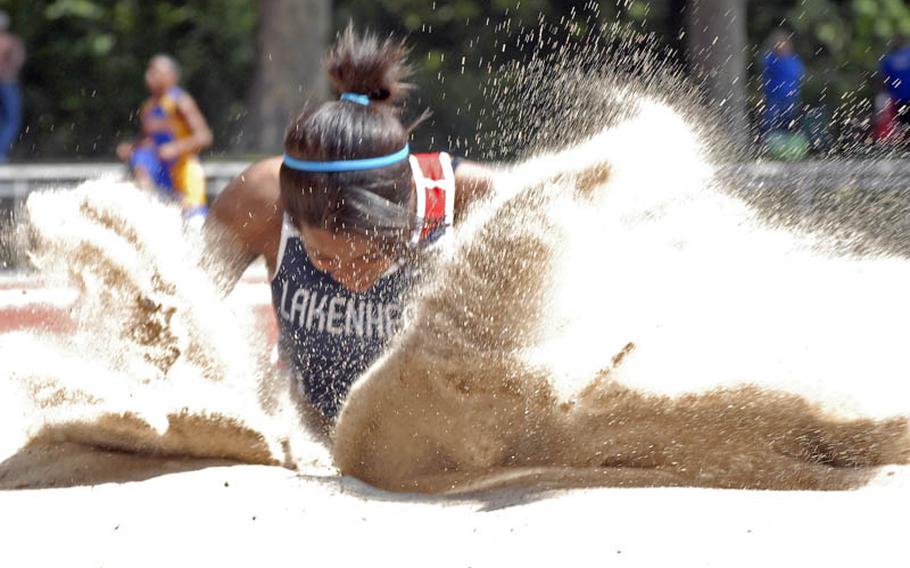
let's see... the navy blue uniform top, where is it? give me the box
[882,46,910,104]
[270,152,457,418]
[762,51,804,108]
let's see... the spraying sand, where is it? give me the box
[0,183,330,489]
[1,99,908,496]
[334,99,910,492]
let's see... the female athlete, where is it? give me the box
[207,28,493,421]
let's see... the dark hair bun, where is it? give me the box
[326,25,413,106]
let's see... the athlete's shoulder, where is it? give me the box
[208,156,283,256]
[222,156,282,211]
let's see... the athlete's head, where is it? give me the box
[145,54,181,95]
[280,26,427,292]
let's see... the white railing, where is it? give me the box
[3,159,910,270]
[2,158,910,209]
[0,161,250,208]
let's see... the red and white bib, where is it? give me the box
[409,152,456,244]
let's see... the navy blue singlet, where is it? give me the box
[270,152,457,418]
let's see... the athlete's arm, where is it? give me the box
[453,160,495,222]
[116,104,146,162]
[116,140,136,162]
[202,157,284,292]
[160,94,213,160]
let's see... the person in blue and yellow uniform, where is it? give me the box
[117,54,213,219]
[205,28,493,426]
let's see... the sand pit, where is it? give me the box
[1,462,907,567]
[0,183,333,490]
[334,100,910,492]
[0,99,908,565]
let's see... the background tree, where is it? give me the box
[244,0,330,154]
[747,0,910,148]
[333,0,676,158]
[1,0,256,160]
[683,0,749,151]
[4,0,910,161]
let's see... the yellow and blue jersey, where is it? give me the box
[130,86,207,217]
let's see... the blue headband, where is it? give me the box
[340,92,370,105]
[283,144,410,173]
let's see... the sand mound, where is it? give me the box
[332,100,910,492]
[2,101,908,495]
[0,183,324,488]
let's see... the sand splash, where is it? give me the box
[0,183,327,488]
[333,98,910,492]
[1,97,908,494]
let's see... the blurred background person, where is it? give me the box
[761,29,804,134]
[761,29,807,160]
[0,11,24,162]
[879,35,910,144]
[117,54,212,219]
[873,89,899,145]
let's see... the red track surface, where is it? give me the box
[0,277,279,346]
[0,306,77,334]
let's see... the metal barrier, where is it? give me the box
[0,161,249,210]
[719,159,910,192]
[3,158,910,218]
[2,159,910,197]
[3,158,910,267]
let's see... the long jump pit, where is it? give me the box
[2,119,910,565]
[0,262,905,567]
[0,265,906,566]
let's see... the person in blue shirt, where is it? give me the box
[880,36,910,131]
[761,30,804,135]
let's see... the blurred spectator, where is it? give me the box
[761,30,804,135]
[803,105,831,153]
[873,90,899,144]
[878,36,910,144]
[760,30,807,160]
[117,54,213,219]
[0,11,24,162]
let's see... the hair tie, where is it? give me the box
[340,92,370,106]
[283,144,410,173]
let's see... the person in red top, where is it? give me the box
[205,27,492,422]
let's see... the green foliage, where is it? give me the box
[332,0,678,157]
[1,0,256,159]
[6,0,910,160]
[741,0,910,150]
[749,0,910,106]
